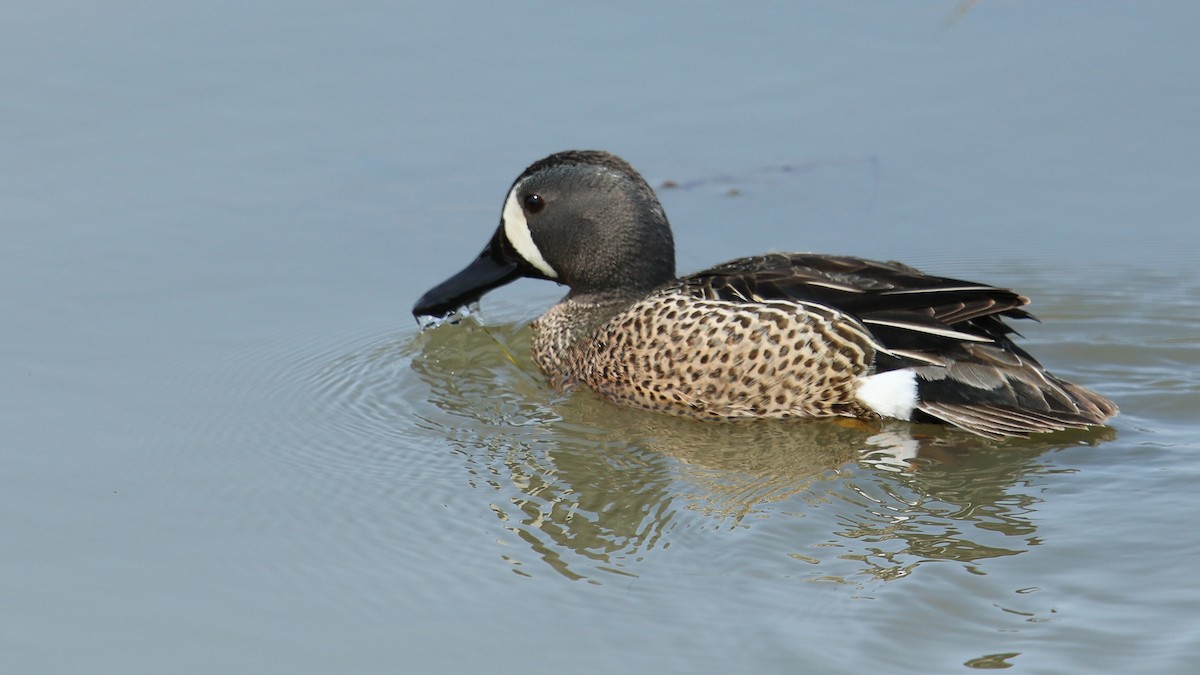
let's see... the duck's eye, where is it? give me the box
[524,193,545,213]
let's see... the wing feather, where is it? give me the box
[660,253,1116,437]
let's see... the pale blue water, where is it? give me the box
[3,2,1197,673]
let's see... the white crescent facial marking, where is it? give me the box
[502,186,558,279]
[856,368,918,420]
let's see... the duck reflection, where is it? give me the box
[411,319,1113,583]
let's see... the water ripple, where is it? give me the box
[211,262,1191,590]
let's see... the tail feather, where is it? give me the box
[1060,380,1120,421]
[917,401,1107,439]
[911,347,1118,439]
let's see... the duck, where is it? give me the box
[413,150,1117,438]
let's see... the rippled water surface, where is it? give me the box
[4,3,1198,673]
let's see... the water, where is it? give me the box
[3,2,1198,673]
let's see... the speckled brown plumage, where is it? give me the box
[534,291,879,420]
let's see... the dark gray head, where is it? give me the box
[413,150,677,319]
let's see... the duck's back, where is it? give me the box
[537,254,1117,437]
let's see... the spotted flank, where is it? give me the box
[413,150,1118,438]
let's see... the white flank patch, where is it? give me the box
[855,369,918,420]
[502,186,558,279]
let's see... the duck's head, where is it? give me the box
[413,150,677,321]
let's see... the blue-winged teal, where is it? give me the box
[413,150,1117,438]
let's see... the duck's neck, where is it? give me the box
[530,293,636,388]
